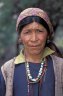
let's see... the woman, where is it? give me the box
[0,8,63,96]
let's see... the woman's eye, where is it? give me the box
[36,29,43,32]
[24,30,31,34]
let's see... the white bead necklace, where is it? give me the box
[25,58,45,83]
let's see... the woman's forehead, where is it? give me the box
[22,22,47,31]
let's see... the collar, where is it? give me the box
[14,47,55,64]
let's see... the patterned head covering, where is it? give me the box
[16,8,54,38]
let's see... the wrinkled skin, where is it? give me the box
[19,22,48,62]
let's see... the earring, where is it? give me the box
[18,39,22,44]
[47,39,50,44]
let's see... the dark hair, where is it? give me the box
[47,41,63,58]
[17,15,50,35]
[16,16,63,58]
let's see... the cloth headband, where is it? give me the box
[16,8,54,37]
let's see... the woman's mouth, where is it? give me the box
[29,45,41,48]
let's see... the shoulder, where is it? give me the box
[51,55,63,68]
[1,57,15,83]
[51,55,63,63]
[1,57,15,73]
[51,55,63,85]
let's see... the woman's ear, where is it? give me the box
[18,38,22,44]
[46,36,50,44]
[17,34,21,44]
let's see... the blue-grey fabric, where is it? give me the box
[0,70,6,96]
[0,56,55,96]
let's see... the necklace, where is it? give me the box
[25,58,46,83]
[25,58,47,96]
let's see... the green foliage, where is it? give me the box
[18,0,38,8]
[0,0,63,56]
[0,0,38,56]
[0,0,16,55]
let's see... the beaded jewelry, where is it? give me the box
[25,58,45,83]
[25,58,47,96]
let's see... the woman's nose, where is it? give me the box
[31,32,38,42]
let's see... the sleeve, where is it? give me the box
[61,61,63,93]
[0,69,6,96]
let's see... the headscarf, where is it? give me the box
[16,8,54,39]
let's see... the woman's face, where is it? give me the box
[19,22,48,55]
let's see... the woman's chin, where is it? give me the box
[28,50,42,55]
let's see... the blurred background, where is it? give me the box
[0,0,63,66]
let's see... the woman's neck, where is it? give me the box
[24,50,44,63]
